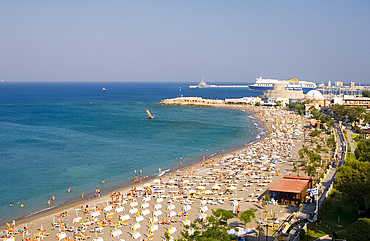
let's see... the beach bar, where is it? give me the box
[268,176,313,205]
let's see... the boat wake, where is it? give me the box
[157,169,170,177]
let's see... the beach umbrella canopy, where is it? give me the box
[111,229,122,237]
[57,232,67,240]
[227,186,237,191]
[167,179,176,184]
[153,179,160,184]
[204,190,213,195]
[144,183,151,188]
[212,185,221,190]
[197,186,205,190]
[188,189,196,194]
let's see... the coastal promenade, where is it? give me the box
[286,126,347,241]
[1,104,309,241]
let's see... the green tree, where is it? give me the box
[347,106,365,123]
[331,104,347,120]
[355,139,370,162]
[255,224,264,241]
[335,160,370,211]
[177,209,234,241]
[239,208,255,229]
[362,90,370,97]
[212,208,235,223]
[342,218,370,241]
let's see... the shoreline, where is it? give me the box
[0,105,266,231]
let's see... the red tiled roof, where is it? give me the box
[268,178,309,193]
[283,175,313,180]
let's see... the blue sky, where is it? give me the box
[0,0,369,84]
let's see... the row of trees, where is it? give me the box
[329,137,370,240]
[331,104,370,124]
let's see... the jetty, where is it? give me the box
[158,97,225,107]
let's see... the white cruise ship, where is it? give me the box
[249,76,316,91]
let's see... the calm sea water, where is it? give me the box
[0,82,264,223]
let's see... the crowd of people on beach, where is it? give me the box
[1,108,306,241]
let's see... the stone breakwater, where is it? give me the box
[158,97,225,107]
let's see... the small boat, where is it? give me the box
[101,87,107,91]
[145,109,154,119]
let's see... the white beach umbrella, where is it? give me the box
[227,186,237,191]
[154,204,162,210]
[103,206,113,212]
[141,203,150,209]
[200,206,208,212]
[212,185,221,190]
[111,229,122,237]
[57,232,67,240]
[167,204,175,210]
[91,211,100,218]
[141,209,150,216]
[167,179,176,185]
[129,208,138,214]
[120,214,130,221]
[183,205,192,211]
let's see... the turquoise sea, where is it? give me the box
[0,82,264,223]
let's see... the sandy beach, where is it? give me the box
[1,106,305,241]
